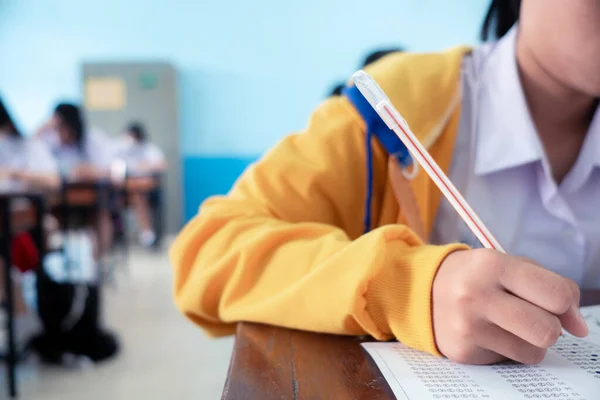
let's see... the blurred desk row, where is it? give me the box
[0,174,163,398]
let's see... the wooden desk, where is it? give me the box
[49,180,111,209]
[224,290,600,400]
[49,181,113,250]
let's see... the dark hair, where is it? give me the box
[54,103,85,149]
[481,0,521,41]
[329,83,345,97]
[326,47,405,98]
[0,97,22,137]
[126,122,147,143]
[361,48,404,68]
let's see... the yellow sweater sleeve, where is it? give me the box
[170,96,466,355]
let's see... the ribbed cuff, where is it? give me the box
[365,242,468,356]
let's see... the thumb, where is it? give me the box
[559,305,588,338]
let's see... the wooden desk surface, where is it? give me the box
[224,290,600,400]
[54,181,110,207]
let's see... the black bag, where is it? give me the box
[30,253,119,364]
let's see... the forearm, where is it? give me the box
[15,171,60,191]
[71,164,110,181]
[35,120,55,138]
[171,199,465,354]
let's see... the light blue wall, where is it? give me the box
[0,0,489,218]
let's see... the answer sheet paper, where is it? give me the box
[363,305,600,400]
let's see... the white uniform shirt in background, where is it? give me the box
[0,133,59,191]
[115,139,165,176]
[40,128,118,176]
[430,26,600,288]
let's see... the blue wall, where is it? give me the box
[183,156,257,220]
[0,0,489,219]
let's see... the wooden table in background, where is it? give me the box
[48,176,159,209]
[223,290,600,400]
[48,181,113,248]
[49,180,111,209]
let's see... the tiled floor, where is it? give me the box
[0,245,234,400]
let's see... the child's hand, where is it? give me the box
[432,249,588,365]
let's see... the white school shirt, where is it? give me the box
[115,139,165,176]
[0,133,59,191]
[41,128,117,176]
[430,26,600,288]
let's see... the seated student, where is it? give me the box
[0,99,60,192]
[38,103,117,256]
[329,48,404,97]
[33,105,121,364]
[38,103,116,180]
[171,0,599,366]
[360,47,405,68]
[0,97,60,344]
[115,122,166,247]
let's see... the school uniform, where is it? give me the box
[431,26,600,288]
[0,133,59,191]
[115,139,165,176]
[170,25,600,357]
[40,128,117,176]
[0,134,57,302]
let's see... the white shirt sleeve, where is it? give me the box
[26,139,59,175]
[113,138,130,159]
[86,131,118,170]
[145,143,165,164]
[37,128,61,151]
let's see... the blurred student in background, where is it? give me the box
[37,103,116,181]
[0,98,59,191]
[37,103,117,255]
[173,0,600,367]
[118,122,166,176]
[329,47,404,97]
[361,48,404,67]
[116,122,166,247]
[0,98,60,345]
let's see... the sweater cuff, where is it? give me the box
[365,242,469,356]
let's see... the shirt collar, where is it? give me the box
[582,108,600,168]
[473,25,545,176]
[561,107,600,192]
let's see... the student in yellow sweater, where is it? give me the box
[171,0,599,365]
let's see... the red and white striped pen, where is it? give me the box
[353,70,505,253]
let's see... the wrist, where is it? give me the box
[12,170,26,180]
[366,241,469,354]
